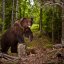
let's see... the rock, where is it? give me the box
[18,43,26,58]
[26,47,36,55]
[53,44,63,48]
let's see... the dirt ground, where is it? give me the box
[0,32,64,64]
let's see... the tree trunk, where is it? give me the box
[52,5,54,43]
[2,0,5,32]
[16,0,18,20]
[19,0,22,18]
[40,6,42,34]
[62,3,64,44]
[19,8,21,18]
[11,0,14,26]
[23,0,26,17]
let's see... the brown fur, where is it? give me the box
[1,18,33,54]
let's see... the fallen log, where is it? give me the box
[0,53,20,62]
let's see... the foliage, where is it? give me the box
[25,31,52,48]
[42,5,53,32]
[42,4,62,40]
[31,24,39,31]
[2,0,40,29]
[0,0,62,43]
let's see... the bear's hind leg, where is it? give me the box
[11,43,18,53]
[1,44,10,54]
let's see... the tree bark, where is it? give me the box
[52,4,54,43]
[40,6,42,34]
[16,0,18,20]
[23,0,27,17]
[11,0,14,26]
[62,2,64,44]
[2,0,5,32]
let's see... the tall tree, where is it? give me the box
[52,5,54,43]
[40,6,42,33]
[39,1,43,34]
[2,0,5,32]
[16,0,18,19]
[19,0,22,18]
[23,0,27,17]
[11,0,14,26]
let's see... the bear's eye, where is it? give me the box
[26,29,28,31]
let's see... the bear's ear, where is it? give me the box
[20,18,26,22]
[20,18,23,22]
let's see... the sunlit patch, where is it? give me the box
[28,26,31,28]
[30,0,34,6]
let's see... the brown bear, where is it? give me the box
[1,18,33,54]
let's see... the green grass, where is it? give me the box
[25,31,53,49]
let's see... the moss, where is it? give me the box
[25,31,52,49]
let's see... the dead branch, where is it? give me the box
[0,53,20,63]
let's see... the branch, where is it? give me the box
[0,53,20,62]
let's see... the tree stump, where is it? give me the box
[18,43,26,58]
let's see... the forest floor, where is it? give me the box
[0,31,64,64]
